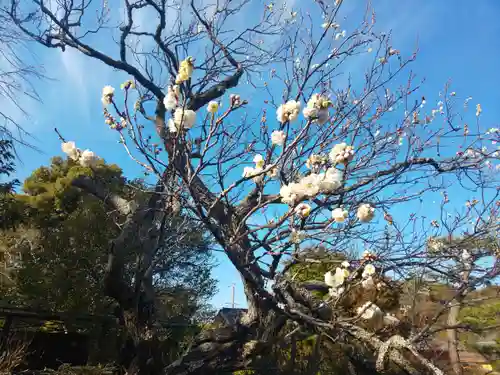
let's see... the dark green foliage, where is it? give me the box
[0,138,21,230]
[0,157,217,320]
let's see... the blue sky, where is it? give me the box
[4,0,500,310]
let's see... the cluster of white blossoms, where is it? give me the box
[332,203,375,223]
[461,249,471,262]
[460,249,473,270]
[324,261,382,305]
[160,61,197,132]
[302,94,332,125]
[163,85,181,111]
[61,141,99,167]
[101,86,115,106]
[271,130,286,146]
[324,262,350,297]
[277,100,301,123]
[329,142,354,165]
[306,154,327,170]
[168,108,197,133]
[321,21,340,29]
[290,229,306,244]
[242,154,266,183]
[361,263,376,289]
[356,203,375,222]
[175,57,194,84]
[427,237,446,253]
[280,167,342,204]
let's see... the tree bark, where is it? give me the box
[446,263,471,375]
[447,303,462,375]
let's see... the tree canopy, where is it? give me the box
[0,157,217,321]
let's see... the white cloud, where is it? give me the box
[59,49,90,119]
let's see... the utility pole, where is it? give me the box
[223,283,239,309]
[231,283,235,308]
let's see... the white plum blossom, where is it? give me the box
[361,264,376,289]
[279,181,310,204]
[324,271,336,287]
[173,108,197,130]
[325,267,349,288]
[290,230,306,244]
[102,85,115,96]
[279,184,293,203]
[164,96,177,111]
[362,264,376,277]
[317,168,342,193]
[302,107,317,119]
[242,167,255,178]
[175,57,194,84]
[321,22,340,29]
[280,183,301,205]
[294,203,311,218]
[271,130,286,146]
[280,167,341,205]
[334,30,346,40]
[207,101,219,113]
[428,237,445,252]
[101,85,115,106]
[61,141,79,161]
[297,174,321,197]
[79,149,99,167]
[357,203,375,222]
[168,119,178,133]
[253,154,265,168]
[357,302,383,320]
[276,100,301,123]
[329,286,344,297]
[332,207,348,223]
[303,94,331,124]
[305,154,326,169]
[341,261,350,268]
[329,143,354,164]
[461,249,471,262]
[163,85,180,110]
